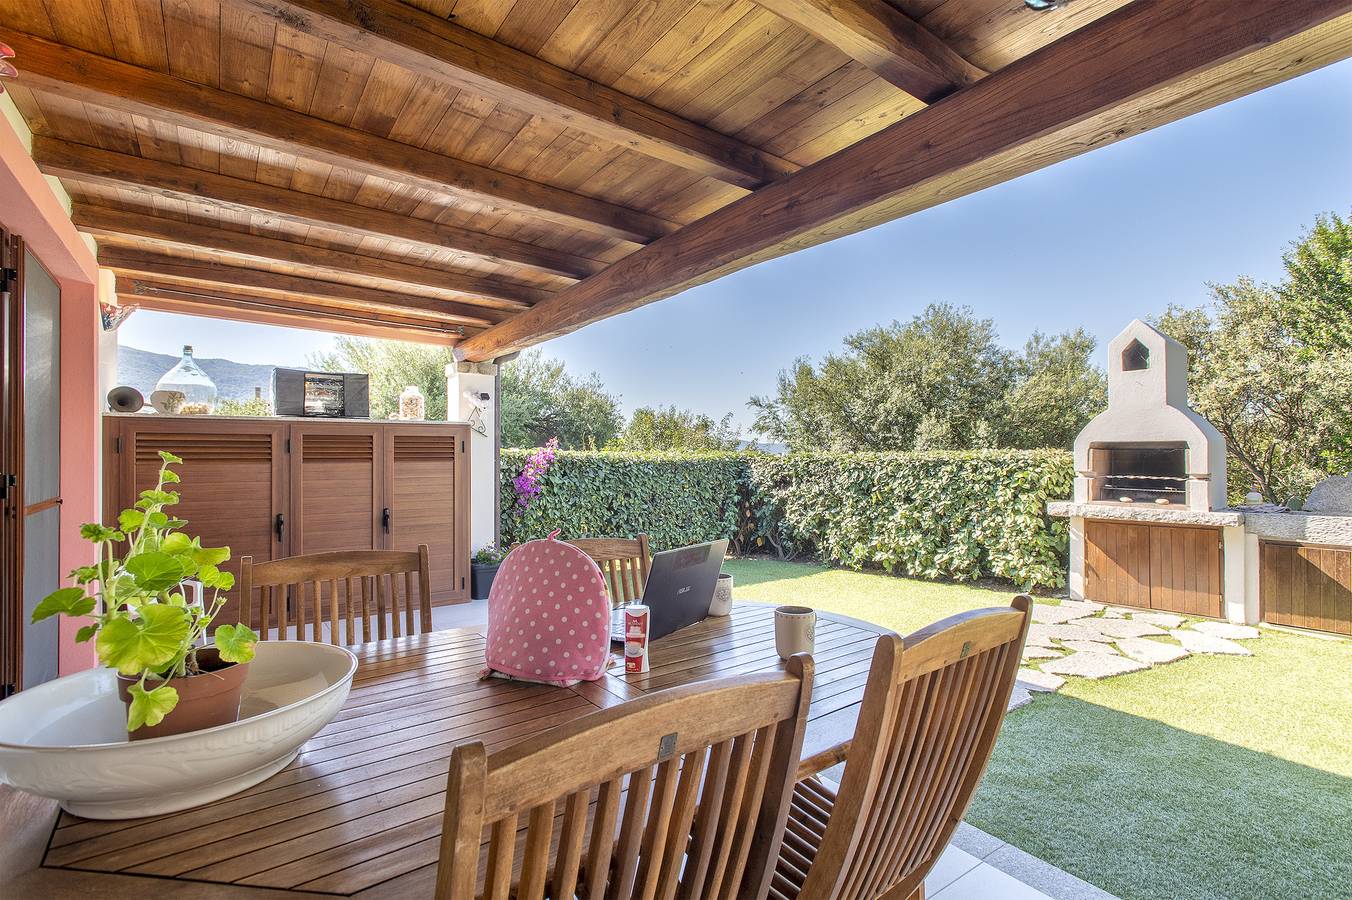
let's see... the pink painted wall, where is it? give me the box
[0,105,102,675]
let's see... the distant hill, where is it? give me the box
[117,345,276,402]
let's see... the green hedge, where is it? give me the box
[500,449,1074,589]
[500,450,746,552]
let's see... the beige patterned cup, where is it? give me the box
[775,606,816,659]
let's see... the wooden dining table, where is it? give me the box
[12,602,889,899]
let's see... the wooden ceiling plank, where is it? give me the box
[458,0,1352,361]
[72,203,544,310]
[751,0,986,102]
[36,136,603,280]
[119,283,467,346]
[224,0,799,188]
[100,249,504,325]
[6,30,675,244]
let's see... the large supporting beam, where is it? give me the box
[100,249,502,327]
[232,0,798,189]
[752,0,985,101]
[118,278,468,346]
[36,138,602,282]
[460,0,1352,361]
[73,204,544,310]
[7,32,676,244]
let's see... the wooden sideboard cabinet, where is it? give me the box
[103,415,470,623]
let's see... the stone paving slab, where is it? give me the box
[1040,651,1150,680]
[1116,637,1190,665]
[1171,629,1252,656]
[1060,640,1120,655]
[1101,608,1126,619]
[1032,603,1097,625]
[1022,647,1062,660]
[1190,621,1261,640]
[1082,618,1167,639]
[1028,623,1113,644]
[1016,669,1066,692]
[1007,685,1033,711]
[1130,612,1185,629]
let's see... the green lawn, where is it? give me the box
[723,558,1352,900]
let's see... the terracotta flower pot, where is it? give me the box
[116,648,250,741]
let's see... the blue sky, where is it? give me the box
[119,57,1352,434]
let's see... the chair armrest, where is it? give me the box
[796,740,850,781]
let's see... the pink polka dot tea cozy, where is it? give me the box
[483,532,613,686]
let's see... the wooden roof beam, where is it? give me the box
[459,0,1352,361]
[231,0,799,189]
[73,204,544,311]
[753,0,985,101]
[34,137,602,282]
[117,278,469,346]
[6,31,676,244]
[100,249,503,327]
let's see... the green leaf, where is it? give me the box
[118,509,146,531]
[196,564,234,591]
[124,551,188,592]
[74,624,98,643]
[138,489,179,507]
[157,449,184,465]
[160,468,181,484]
[79,523,121,543]
[126,682,179,731]
[192,545,231,567]
[160,533,194,555]
[213,623,258,664]
[31,587,95,622]
[95,605,190,675]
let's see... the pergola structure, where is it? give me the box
[3,0,1352,353]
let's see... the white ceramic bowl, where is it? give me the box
[0,641,357,819]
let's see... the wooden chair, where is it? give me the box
[564,535,652,608]
[436,656,815,900]
[773,596,1033,900]
[237,546,433,646]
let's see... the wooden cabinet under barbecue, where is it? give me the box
[1084,520,1223,617]
[103,415,470,612]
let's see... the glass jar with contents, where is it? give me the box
[399,385,426,421]
[154,345,217,415]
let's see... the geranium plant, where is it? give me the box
[31,450,259,731]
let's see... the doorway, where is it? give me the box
[0,229,62,695]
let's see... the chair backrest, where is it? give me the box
[796,596,1032,900]
[565,535,651,607]
[436,656,815,900]
[238,546,432,646]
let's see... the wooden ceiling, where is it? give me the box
[3,0,1351,354]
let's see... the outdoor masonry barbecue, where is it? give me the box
[1048,321,1352,635]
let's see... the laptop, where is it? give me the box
[610,539,729,643]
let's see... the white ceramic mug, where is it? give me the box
[775,606,816,659]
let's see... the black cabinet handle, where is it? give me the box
[275,513,285,543]
[382,507,391,533]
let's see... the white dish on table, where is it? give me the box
[0,640,356,820]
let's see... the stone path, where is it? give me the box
[1015,600,1264,700]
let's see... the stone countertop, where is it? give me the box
[1046,501,1245,527]
[104,412,469,426]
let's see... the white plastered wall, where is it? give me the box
[447,361,499,554]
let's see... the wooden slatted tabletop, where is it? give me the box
[32,603,888,898]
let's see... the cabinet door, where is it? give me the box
[1149,525,1222,618]
[1084,520,1152,609]
[383,424,469,604]
[289,424,382,557]
[107,417,287,626]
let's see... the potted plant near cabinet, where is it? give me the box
[471,543,507,600]
[31,450,259,739]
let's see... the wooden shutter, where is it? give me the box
[109,417,286,626]
[289,424,381,557]
[384,424,469,603]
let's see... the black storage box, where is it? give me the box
[272,368,370,418]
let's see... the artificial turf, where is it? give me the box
[723,557,1352,900]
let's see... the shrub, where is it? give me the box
[500,449,1074,589]
[500,450,747,552]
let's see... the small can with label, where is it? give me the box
[624,604,650,674]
